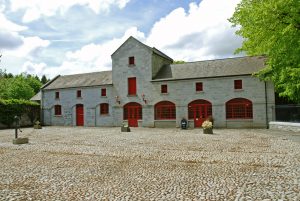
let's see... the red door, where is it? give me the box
[124,102,142,127]
[76,104,84,126]
[194,105,207,127]
[128,107,138,127]
[188,100,212,128]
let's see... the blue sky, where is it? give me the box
[0,0,242,78]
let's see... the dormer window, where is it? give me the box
[129,56,135,66]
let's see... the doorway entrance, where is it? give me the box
[188,100,212,127]
[76,104,84,126]
[123,102,142,127]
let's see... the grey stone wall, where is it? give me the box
[42,38,275,128]
[269,121,300,132]
[42,85,114,127]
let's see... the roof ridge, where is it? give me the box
[171,55,266,66]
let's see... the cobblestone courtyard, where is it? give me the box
[0,127,299,200]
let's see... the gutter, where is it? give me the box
[151,74,253,82]
[264,81,269,128]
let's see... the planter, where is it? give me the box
[121,125,130,132]
[203,128,213,134]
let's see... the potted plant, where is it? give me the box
[202,120,213,134]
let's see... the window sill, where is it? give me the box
[161,92,168,95]
[54,115,62,117]
[77,97,83,99]
[196,91,204,94]
[100,114,109,116]
[128,64,136,67]
[127,94,137,97]
[101,96,107,98]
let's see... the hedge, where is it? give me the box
[0,99,40,127]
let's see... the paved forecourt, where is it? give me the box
[0,127,299,200]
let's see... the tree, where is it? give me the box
[41,75,48,84]
[173,60,186,64]
[6,76,35,100]
[229,0,300,102]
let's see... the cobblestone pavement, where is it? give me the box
[0,127,299,200]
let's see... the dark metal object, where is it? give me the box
[14,116,22,139]
[181,118,187,129]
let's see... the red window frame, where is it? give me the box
[55,91,59,99]
[234,80,243,90]
[77,90,81,98]
[54,105,62,115]
[155,101,176,120]
[129,56,135,65]
[128,77,137,95]
[161,84,168,93]
[196,82,203,92]
[100,103,109,115]
[101,88,106,97]
[226,98,253,119]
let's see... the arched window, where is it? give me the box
[155,101,176,120]
[100,103,109,115]
[54,105,62,115]
[226,98,253,119]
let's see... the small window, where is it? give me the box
[129,56,135,65]
[55,91,59,99]
[234,80,243,90]
[101,88,106,97]
[196,82,203,92]
[77,90,82,98]
[128,77,137,95]
[100,103,109,115]
[161,85,168,93]
[54,105,62,115]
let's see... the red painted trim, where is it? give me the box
[226,98,253,119]
[155,101,176,120]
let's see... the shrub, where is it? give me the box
[0,99,40,127]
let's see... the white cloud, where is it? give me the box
[0,13,27,32]
[42,27,144,77]
[10,0,131,23]
[146,0,243,61]
[21,61,47,76]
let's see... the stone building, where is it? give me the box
[41,36,275,128]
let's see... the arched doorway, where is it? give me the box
[188,100,212,127]
[76,104,84,126]
[123,102,142,127]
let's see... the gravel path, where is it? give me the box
[0,127,299,200]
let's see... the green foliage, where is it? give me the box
[0,72,42,100]
[6,76,35,100]
[173,60,186,64]
[229,0,300,102]
[41,75,49,84]
[0,99,40,127]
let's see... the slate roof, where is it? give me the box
[43,71,112,90]
[152,56,266,81]
[30,91,41,101]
